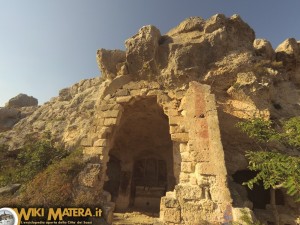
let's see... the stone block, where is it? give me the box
[232,207,255,225]
[179,143,188,153]
[167,109,180,116]
[113,103,123,110]
[103,94,111,101]
[161,196,180,208]
[189,174,197,185]
[181,201,205,224]
[169,125,180,134]
[179,172,190,183]
[102,110,120,118]
[94,139,107,147]
[102,75,132,97]
[169,116,183,125]
[100,103,115,111]
[147,81,160,89]
[115,89,129,96]
[192,149,210,162]
[196,162,215,175]
[181,162,194,173]
[147,90,162,96]
[171,133,189,142]
[98,126,112,138]
[181,152,193,162]
[130,88,148,96]
[166,191,176,198]
[83,147,104,155]
[123,81,143,90]
[162,208,181,223]
[116,96,132,103]
[96,118,105,126]
[81,137,94,147]
[175,184,203,201]
[104,118,119,126]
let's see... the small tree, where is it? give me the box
[237,117,300,225]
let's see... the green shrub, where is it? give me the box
[19,147,85,207]
[0,133,68,187]
[237,117,300,202]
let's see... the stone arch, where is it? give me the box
[102,96,176,212]
[80,80,232,224]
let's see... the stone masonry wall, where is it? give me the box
[79,76,232,224]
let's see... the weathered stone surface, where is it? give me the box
[253,39,274,59]
[0,107,20,132]
[116,96,132,103]
[169,116,184,125]
[161,208,181,223]
[167,17,204,36]
[78,163,101,188]
[161,196,180,208]
[94,139,107,147]
[181,162,194,173]
[97,49,126,80]
[171,133,189,142]
[232,207,255,225]
[276,38,299,56]
[102,75,132,98]
[125,25,161,78]
[104,118,119,126]
[175,184,203,201]
[59,88,72,101]
[83,147,104,155]
[81,137,94,147]
[102,110,120,118]
[5,93,38,108]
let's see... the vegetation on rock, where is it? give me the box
[237,117,300,202]
[0,133,85,207]
[0,133,67,187]
[18,147,85,207]
[236,117,300,225]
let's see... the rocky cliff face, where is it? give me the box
[1,14,300,224]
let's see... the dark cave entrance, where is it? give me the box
[103,97,175,213]
[232,170,285,209]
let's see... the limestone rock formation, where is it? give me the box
[5,93,38,108]
[0,94,38,132]
[0,14,300,224]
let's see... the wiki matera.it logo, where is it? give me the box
[0,208,18,225]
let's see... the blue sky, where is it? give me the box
[1,0,300,106]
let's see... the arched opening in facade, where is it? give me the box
[103,97,175,213]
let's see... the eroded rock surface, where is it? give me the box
[0,94,38,132]
[5,93,38,108]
